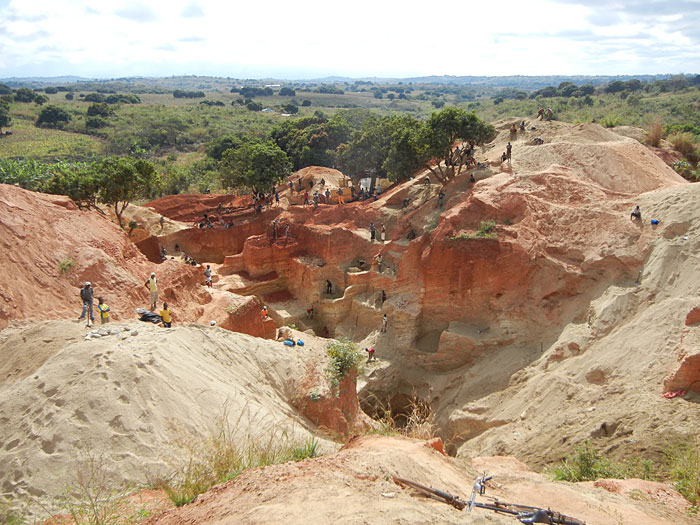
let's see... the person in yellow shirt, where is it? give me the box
[144,272,158,311]
[97,297,110,324]
[160,302,172,328]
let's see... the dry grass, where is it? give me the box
[646,118,664,147]
[669,132,697,157]
[153,406,320,507]
[366,394,437,440]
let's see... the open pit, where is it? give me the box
[2,121,700,522]
[136,121,700,467]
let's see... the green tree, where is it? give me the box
[87,103,113,117]
[34,94,49,105]
[220,139,291,193]
[96,157,158,227]
[0,84,12,95]
[205,134,244,161]
[0,99,11,133]
[337,116,395,188]
[14,87,36,102]
[422,107,496,183]
[43,163,101,209]
[36,105,72,128]
[383,116,427,182]
[279,87,296,96]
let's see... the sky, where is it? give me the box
[0,0,699,79]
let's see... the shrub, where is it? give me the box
[601,114,621,128]
[551,441,624,482]
[669,132,697,158]
[326,338,361,389]
[13,87,36,102]
[65,92,74,100]
[647,118,664,147]
[366,393,437,440]
[86,116,108,129]
[58,258,74,273]
[36,105,72,128]
[53,447,134,525]
[476,220,497,237]
[301,100,311,107]
[665,440,700,505]
[671,159,700,182]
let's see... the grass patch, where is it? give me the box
[156,413,320,507]
[326,338,362,390]
[600,114,622,128]
[666,440,700,506]
[450,220,497,240]
[58,257,74,274]
[0,118,103,160]
[551,440,700,509]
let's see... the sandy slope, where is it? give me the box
[0,320,336,516]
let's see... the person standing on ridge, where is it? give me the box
[506,142,512,163]
[370,222,376,242]
[145,272,158,311]
[78,281,95,326]
[326,279,333,295]
[381,313,388,333]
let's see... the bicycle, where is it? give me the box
[394,474,585,525]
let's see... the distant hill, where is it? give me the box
[0,73,683,91]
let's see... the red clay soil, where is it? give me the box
[0,184,208,329]
[147,193,253,222]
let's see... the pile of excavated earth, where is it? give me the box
[1,118,699,524]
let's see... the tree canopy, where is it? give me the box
[96,156,158,226]
[0,99,11,132]
[36,105,72,128]
[337,108,494,185]
[220,139,291,193]
[421,107,495,182]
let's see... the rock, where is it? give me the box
[685,307,700,326]
[130,330,138,336]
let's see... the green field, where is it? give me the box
[0,116,103,160]
[1,76,697,178]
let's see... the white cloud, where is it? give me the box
[0,0,698,78]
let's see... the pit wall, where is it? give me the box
[155,214,275,264]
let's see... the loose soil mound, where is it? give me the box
[147,435,688,524]
[0,321,337,516]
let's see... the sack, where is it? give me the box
[651,219,660,225]
[296,339,305,346]
[283,340,295,347]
